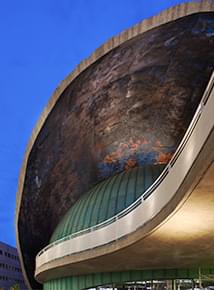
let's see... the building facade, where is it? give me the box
[0,241,26,290]
[16,1,214,290]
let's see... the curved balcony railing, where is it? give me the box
[36,71,214,272]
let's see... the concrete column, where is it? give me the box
[166,280,173,290]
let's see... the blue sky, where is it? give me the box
[0,0,190,247]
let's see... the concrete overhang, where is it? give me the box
[36,127,214,282]
[16,1,214,289]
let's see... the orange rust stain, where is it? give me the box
[130,143,139,150]
[156,152,173,164]
[104,152,118,164]
[102,138,167,167]
[125,159,137,170]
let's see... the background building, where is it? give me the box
[0,241,26,290]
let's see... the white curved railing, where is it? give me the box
[35,72,214,273]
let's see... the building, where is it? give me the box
[16,1,214,290]
[0,241,26,290]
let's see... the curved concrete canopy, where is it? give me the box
[34,75,214,281]
[16,1,214,289]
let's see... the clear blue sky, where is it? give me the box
[0,0,190,247]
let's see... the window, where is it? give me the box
[0,276,8,281]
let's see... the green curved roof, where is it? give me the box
[50,165,165,242]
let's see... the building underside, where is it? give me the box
[16,1,214,289]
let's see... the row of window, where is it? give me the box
[0,275,8,281]
[0,249,19,261]
[0,275,25,284]
[0,262,22,272]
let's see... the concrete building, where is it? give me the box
[16,1,214,289]
[0,241,26,290]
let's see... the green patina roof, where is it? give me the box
[50,165,165,243]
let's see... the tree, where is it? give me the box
[9,284,20,290]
